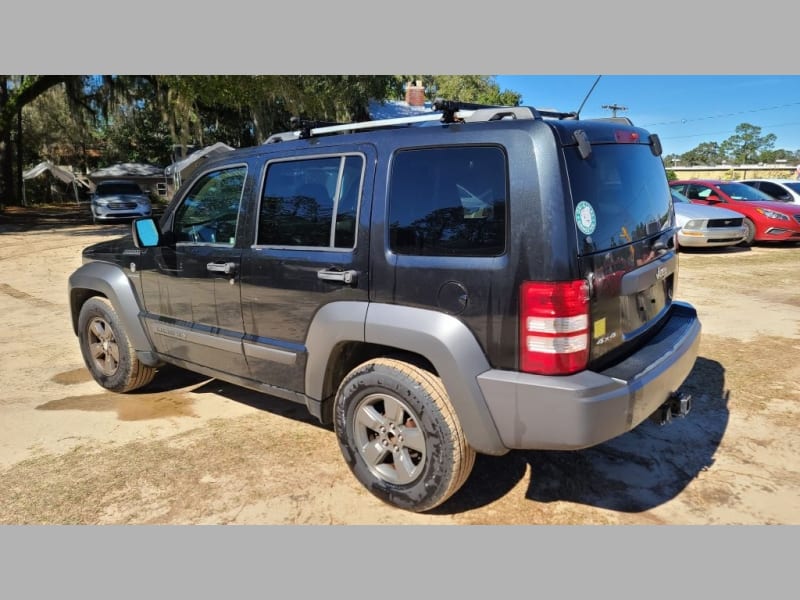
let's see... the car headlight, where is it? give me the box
[756,208,790,221]
[683,219,703,230]
[93,198,109,206]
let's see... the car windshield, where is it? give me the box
[717,182,775,201]
[783,182,800,193]
[96,182,143,196]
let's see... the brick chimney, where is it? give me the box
[405,80,426,107]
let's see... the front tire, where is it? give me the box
[333,358,475,512]
[740,218,756,247]
[77,296,156,392]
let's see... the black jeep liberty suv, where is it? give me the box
[68,101,701,512]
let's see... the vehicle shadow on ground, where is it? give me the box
[154,366,329,429]
[679,245,751,255]
[435,356,729,515]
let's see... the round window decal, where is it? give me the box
[575,201,597,235]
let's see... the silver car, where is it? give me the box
[91,180,152,224]
[671,189,747,248]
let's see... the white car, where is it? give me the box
[90,180,152,224]
[740,178,800,204]
[671,189,748,248]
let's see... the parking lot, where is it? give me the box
[0,211,798,524]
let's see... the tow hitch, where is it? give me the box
[650,391,692,425]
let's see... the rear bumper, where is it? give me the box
[477,302,702,450]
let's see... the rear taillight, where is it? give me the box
[520,280,590,375]
[615,130,640,143]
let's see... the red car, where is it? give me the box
[669,179,800,246]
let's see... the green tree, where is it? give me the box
[3,75,520,208]
[757,147,796,163]
[101,98,172,166]
[681,141,725,166]
[22,85,102,175]
[1,75,75,205]
[719,123,776,164]
[154,75,401,154]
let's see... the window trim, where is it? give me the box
[252,152,366,251]
[386,143,509,258]
[172,162,249,248]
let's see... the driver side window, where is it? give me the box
[174,166,247,245]
[686,184,710,200]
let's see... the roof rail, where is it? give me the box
[263,99,579,144]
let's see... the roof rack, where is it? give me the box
[263,99,580,144]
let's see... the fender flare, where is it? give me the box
[305,301,507,455]
[68,261,157,363]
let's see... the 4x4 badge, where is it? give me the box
[575,201,597,235]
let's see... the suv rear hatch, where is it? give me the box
[520,120,678,374]
[561,123,675,370]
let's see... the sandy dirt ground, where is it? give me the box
[0,207,798,524]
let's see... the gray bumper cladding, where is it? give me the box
[477,302,702,450]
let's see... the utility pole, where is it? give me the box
[602,103,628,118]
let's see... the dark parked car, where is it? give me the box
[69,102,701,512]
[90,180,152,224]
[669,179,800,245]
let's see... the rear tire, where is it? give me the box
[77,297,157,392]
[333,358,476,512]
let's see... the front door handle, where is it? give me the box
[317,268,358,285]
[207,262,238,275]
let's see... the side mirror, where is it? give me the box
[132,217,162,248]
[705,194,720,203]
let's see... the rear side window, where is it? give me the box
[258,155,363,248]
[565,144,672,254]
[388,146,507,256]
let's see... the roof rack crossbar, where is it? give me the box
[265,112,460,143]
[263,99,578,144]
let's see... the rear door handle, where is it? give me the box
[317,268,358,285]
[207,262,238,275]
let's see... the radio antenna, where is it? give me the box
[575,75,602,118]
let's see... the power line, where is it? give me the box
[642,101,800,128]
[659,120,800,141]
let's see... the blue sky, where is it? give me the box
[495,75,800,158]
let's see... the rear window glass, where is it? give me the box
[565,144,672,254]
[388,146,507,256]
